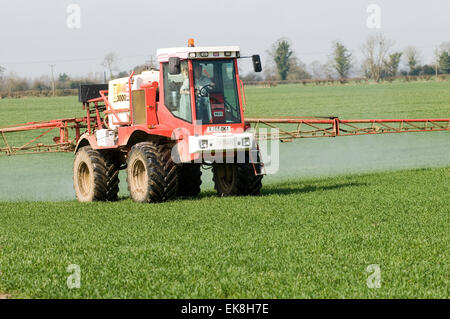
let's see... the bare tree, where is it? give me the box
[404,46,422,75]
[32,75,51,91]
[0,66,5,91]
[286,56,311,80]
[4,72,30,95]
[262,60,278,81]
[439,41,450,53]
[361,33,393,82]
[101,52,119,80]
[308,61,325,79]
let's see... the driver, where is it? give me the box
[193,63,214,123]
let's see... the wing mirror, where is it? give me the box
[252,55,262,72]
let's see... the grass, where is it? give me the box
[0,81,449,298]
[0,168,448,298]
[244,81,450,119]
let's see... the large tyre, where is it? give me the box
[126,141,178,203]
[212,163,263,197]
[177,163,202,197]
[73,146,120,202]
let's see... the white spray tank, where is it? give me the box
[107,70,159,129]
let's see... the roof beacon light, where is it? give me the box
[188,38,195,47]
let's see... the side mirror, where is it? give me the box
[252,55,262,72]
[168,57,181,75]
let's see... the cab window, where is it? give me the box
[193,60,241,124]
[163,60,192,123]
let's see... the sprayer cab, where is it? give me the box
[158,39,262,128]
[159,44,244,125]
[155,42,262,159]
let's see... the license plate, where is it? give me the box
[206,126,230,133]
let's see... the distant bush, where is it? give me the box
[243,74,450,87]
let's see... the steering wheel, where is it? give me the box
[198,84,214,97]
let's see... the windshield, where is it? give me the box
[193,60,242,124]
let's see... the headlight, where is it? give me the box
[242,137,251,147]
[199,139,209,149]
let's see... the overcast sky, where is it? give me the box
[1,0,449,78]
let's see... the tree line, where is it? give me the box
[242,34,450,83]
[1,34,450,97]
[0,52,153,97]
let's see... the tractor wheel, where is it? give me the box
[126,141,178,203]
[73,146,120,202]
[212,163,263,197]
[177,163,202,197]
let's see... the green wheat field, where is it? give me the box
[0,81,449,298]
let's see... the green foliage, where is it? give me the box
[404,46,422,76]
[58,73,70,83]
[419,64,436,76]
[438,51,450,74]
[384,52,402,77]
[408,57,419,75]
[332,42,352,79]
[56,73,70,89]
[273,39,293,80]
[266,39,310,81]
